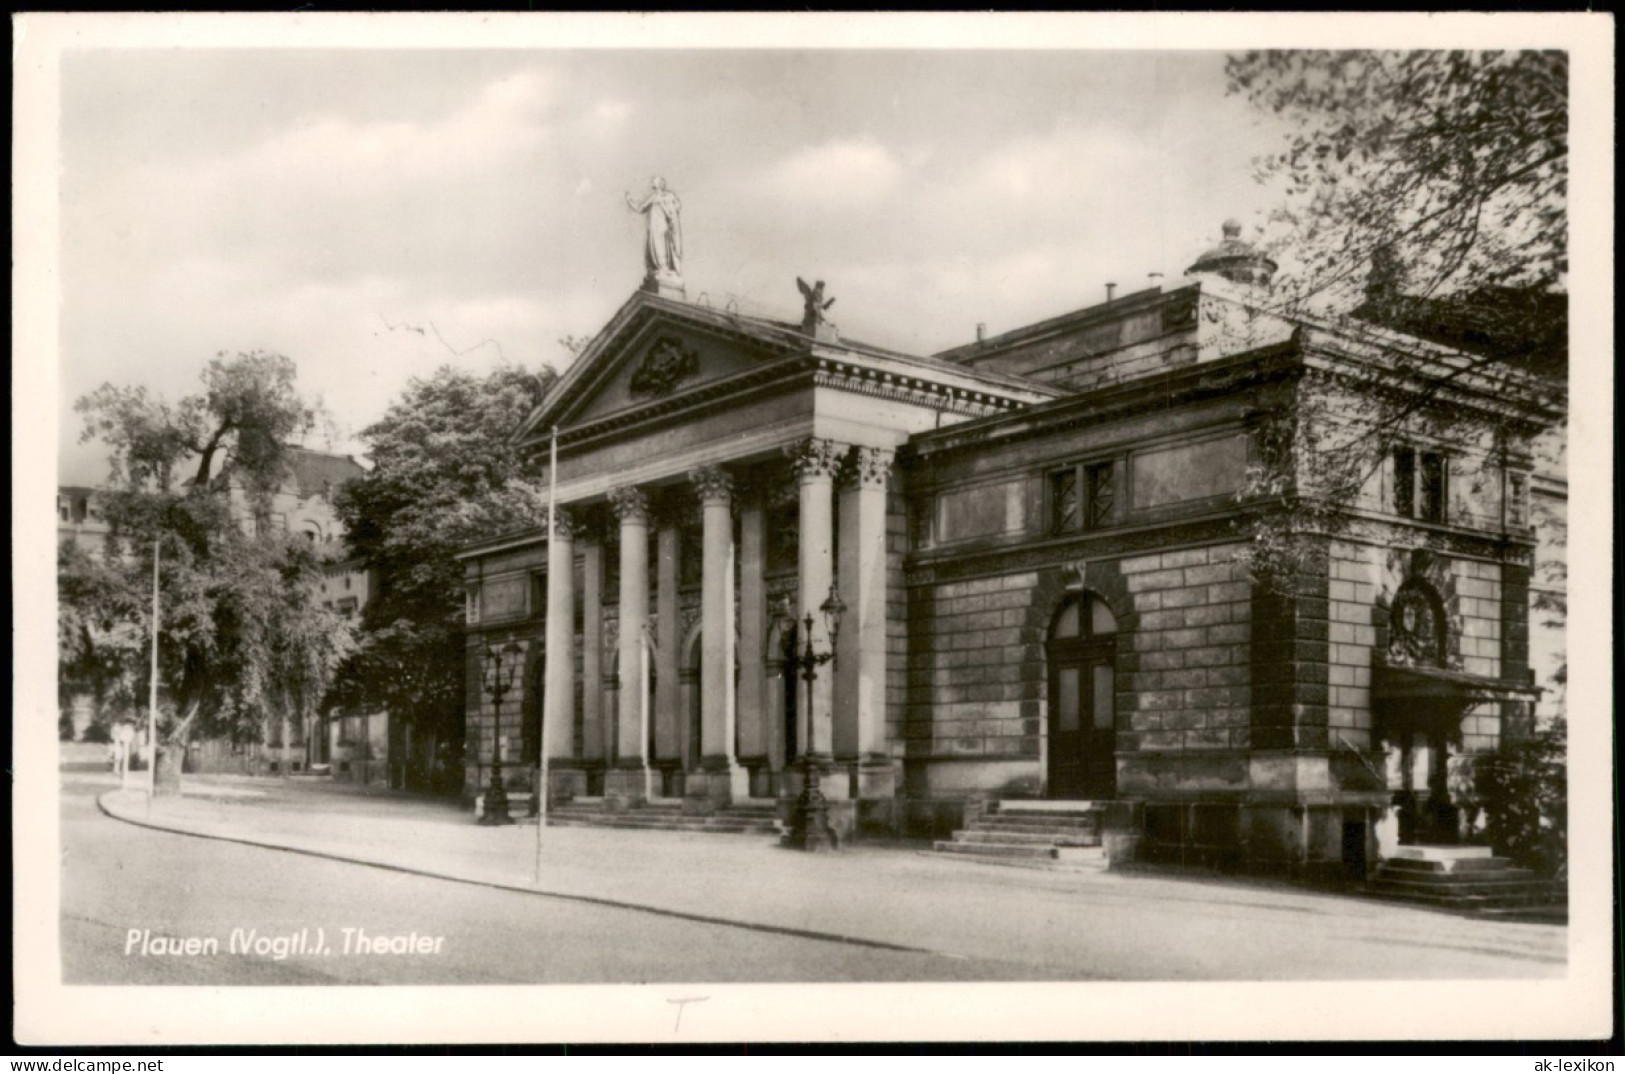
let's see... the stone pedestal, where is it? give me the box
[853,757,897,800]
[642,271,686,300]
[684,762,751,807]
[544,764,588,801]
[604,764,651,808]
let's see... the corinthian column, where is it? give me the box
[690,465,748,803]
[786,438,844,776]
[543,507,577,784]
[837,446,896,800]
[605,486,650,804]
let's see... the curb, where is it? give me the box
[95,791,934,957]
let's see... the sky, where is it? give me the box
[54,40,1289,486]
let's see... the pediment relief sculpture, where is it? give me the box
[628,335,699,399]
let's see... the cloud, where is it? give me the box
[757,138,901,206]
[592,99,631,125]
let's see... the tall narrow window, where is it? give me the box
[1393,447,1416,518]
[1419,452,1447,523]
[1050,469,1080,534]
[1085,462,1115,529]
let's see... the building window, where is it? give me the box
[1419,452,1447,523]
[1085,461,1115,529]
[1393,447,1415,517]
[1050,460,1117,534]
[1049,469,1079,533]
[1393,446,1447,524]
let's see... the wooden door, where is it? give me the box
[1047,596,1118,800]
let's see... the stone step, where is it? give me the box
[993,800,1102,815]
[1365,875,1562,910]
[1373,867,1540,887]
[1389,844,1496,861]
[1371,872,1550,895]
[932,840,1060,860]
[951,829,1101,847]
[1363,884,1561,911]
[970,815,1100,831]
[1377,856,1518,875]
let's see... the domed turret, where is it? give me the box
[1185,219,1277,287]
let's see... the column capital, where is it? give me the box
[688,465,734,505]
[840,445,895,489]
[784,437,847,483]
[548,505,578,541]
[607,485,649,525]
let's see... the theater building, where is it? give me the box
[458,221,1561,878]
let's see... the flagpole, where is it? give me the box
[535,425,558,885]
[146,537,160,816]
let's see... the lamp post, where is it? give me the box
[479,638,524,826]
[781,583,845,852]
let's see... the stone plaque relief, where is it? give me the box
[482,576,528,623]
[1130,435,1248,510]
[935,480,1026,543]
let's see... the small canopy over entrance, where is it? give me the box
[1373,664,1542,703]
[1373,659,1541,846]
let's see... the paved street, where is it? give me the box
[62,772,1567,984]
[61,775,1022,984]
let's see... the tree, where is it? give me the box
[331,364,555,789]
[1228,50,1566,324]
[61,352,352,770]
[1464,717,1567,878]
[1221,51,1568,591]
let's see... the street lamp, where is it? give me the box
[479,638,524,826]
[781,583,845,852]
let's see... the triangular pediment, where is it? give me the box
[516,290,806,446]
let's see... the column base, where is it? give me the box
[684,759,752,811]
[851,756,897,801]
[778,755,852,801]
[604,764,653,809]
[542,763,589,803]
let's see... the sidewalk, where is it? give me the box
[97,775,1566,980]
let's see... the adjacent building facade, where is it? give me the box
[458,225,1563,878]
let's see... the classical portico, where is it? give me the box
[468,285,1050,834]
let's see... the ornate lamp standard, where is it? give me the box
[781,584,845,852]
[479,638,524,826]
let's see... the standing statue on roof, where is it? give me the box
[626,176,683,282]
[797,277,836,336]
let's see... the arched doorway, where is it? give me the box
[1047,593,1118,799]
